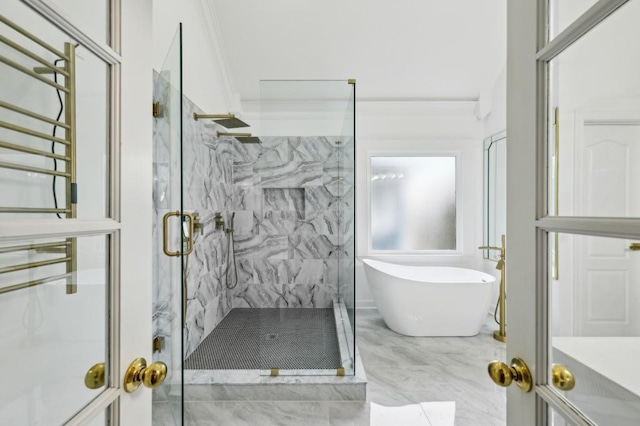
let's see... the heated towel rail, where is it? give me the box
[0,14,77,295]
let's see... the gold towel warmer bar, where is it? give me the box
[0,15,77,295]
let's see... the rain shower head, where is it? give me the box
[213,117,250,129]
[216,131,262,144]
[193,113,250,129]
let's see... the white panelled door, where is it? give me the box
[576,124,640,337]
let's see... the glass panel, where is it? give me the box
[85,406,110,426]
[371,156,456,251]
[549,233,640,425]
[252,80,355,376]
[1,1,110,219]
[49,0,110,45]
[550,0,599,39]
[339,83,356,368]
[483,132,506,261]
[152,25,183,425]
[548,405,574,426]
[0,234,109,425]
[260,80,354,137]
[549,1,640,218]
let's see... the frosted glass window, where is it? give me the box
[371,156,456,251]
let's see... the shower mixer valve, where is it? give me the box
[214,212,225,230]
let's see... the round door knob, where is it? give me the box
[85,362,106,389]
[551,363,575,391]
[141,361,168,389]
[488,357,533,392]
[124,357,167,393]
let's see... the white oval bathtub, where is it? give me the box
[362,259,496,337]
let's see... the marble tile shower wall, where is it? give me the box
[153,73,355,359]
[152,71,234,361]
[181,101,235,357]
[226,135,354,314]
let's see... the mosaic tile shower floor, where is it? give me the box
[184,308,341,370]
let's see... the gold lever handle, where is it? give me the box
[488,357,533,392]
[629,243,640,251]
[162,211,195,257]
[551,363,575,391]
[123,357,167,393]
[478,245,502,251]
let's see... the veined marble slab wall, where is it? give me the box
[224,135,354,313]
[152,71,234,361]
[153,72,355,359]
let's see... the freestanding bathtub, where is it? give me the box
[362,259,496,337]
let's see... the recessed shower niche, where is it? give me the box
[152,35,361,416]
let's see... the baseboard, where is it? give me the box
[355,299,377,309]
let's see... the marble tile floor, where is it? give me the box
[154,309,506,425]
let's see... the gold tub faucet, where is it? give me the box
[478,234,506,343]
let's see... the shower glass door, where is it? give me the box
[255,80,356,376]
[152,24,184,425]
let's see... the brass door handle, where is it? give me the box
[123,357,167,393]
[85,362,105,389]
[488,357,533,392]
[551,363,575,391]
[629,243,640,251]
[162,211,195,257]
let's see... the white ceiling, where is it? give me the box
[211,0,506,102]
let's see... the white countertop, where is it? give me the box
[553,337,640,398]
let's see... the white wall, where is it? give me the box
[355,101,485,308]
[153,0,237,114]
[481,67,506,139]
[478,68,506,291]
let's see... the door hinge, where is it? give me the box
[153,336,164,353]
[153,102,162,118]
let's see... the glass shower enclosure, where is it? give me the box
[152,36,357,419]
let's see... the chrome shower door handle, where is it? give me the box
[162,211,195,257]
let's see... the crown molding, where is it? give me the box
[242,99,477,117]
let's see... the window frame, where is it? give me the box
[366,149,463,256]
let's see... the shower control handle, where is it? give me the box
[214,212,225,231]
